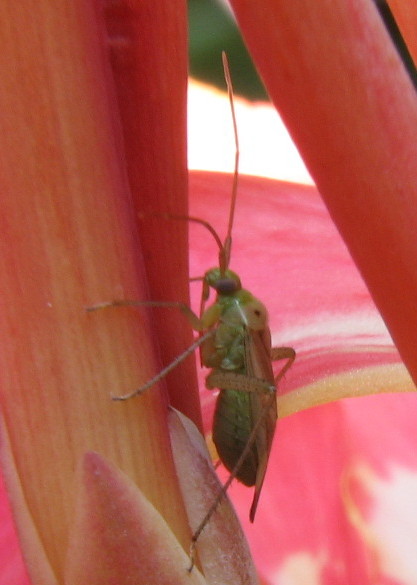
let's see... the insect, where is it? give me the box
[88,52,295,563]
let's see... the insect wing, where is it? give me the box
[244,324,277,522]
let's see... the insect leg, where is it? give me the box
[205,370,275,394]
[86,299,204,331]
[271,346,296,384]
[112,330,214,401]
[190,352,295,559]
[86,299,211,399]
[188,387,276,571]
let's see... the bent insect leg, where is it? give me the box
[205,370,276,394]
[113,330,214,401]
[271,346,296,383]
[188,350,296,568]
[204,348,296,392]
[86,299,205,332]
[188,383,276,572]
[86,299,211,399]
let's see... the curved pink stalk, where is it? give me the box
[388,1,417,62]
[229,0,417,386]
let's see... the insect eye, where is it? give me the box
[215,278,240,295]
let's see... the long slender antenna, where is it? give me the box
[164,214,224,255]
[221,51,240,272]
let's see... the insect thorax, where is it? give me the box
[201,286,269,373]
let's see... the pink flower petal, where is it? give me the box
[188,169,417,582]
[345,463,417,582]
[189,171,411,422]
[0,471,30,585]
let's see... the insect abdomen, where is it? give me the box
[212,388,258,486]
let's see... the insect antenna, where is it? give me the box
[152,55,239,282]
[221,51,240,275]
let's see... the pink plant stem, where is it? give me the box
[230,0,417,386]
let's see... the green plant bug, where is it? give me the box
[87,52,295,566]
